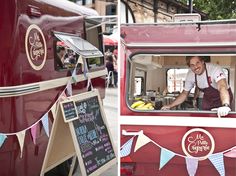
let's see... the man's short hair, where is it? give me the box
[186,56,205,67]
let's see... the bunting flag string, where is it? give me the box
[121,130,236,176]
[0,55,86,158]
[224,147,236,158]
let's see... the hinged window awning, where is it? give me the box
[85,15,117,31]
[54,31,103,58]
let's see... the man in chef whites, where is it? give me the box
[161,56,233,117]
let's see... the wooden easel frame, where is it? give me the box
[40,89,117,176]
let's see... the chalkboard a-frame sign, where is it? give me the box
[62,89,117,176]
[60,100,78,123]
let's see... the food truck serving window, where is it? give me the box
[128,54,235,113]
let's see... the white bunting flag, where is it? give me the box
[50,102,57,119]
[0,134,7,147]
[120,137,134,158]
[86,76,93,90]
[16,130,26,158]
[159,148,175,170]
[209,153,225,176]
[134,133,151,152]
[42,113,50,137]
[66,81,72,96]
[30,124,37,144]
[185,157,198,176]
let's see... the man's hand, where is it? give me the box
[161,105,171,110]
[217,106,231,117]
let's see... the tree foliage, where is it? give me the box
[179,0,236,20]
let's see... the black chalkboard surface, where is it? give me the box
[73,95,116,175]
[60,100,78,122]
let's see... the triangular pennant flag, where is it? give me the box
[66,81,72,96]
[120,137,134,158]
[224,148,236,158]
[185,157,198,176]
[159,148,175,170]
[209,153,225,176]
[134,134,151,152]
[16,130,26,158]
[60,91,67,100]
[51,102,57,119]
[86,76,92,90]
[71,69,77,84]
[30,124,37,144]
[0,134,7,147]
[42,113,50,137]
[83,62,88,79]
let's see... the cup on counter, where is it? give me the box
[155,100,163,110]
[150,96,155,101]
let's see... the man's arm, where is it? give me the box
[217,79,230,105]
[161,90,189,110]
[216,79,231,117]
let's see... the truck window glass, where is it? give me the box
[54,31,104,72]
[128,55,235,112]
[54,40,82,71]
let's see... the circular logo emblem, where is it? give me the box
[182,128,215,160]
[25,24,47,70]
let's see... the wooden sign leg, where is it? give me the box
[68,156,77,176]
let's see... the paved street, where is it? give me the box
[73,87,118,176]
[102,87,118,176]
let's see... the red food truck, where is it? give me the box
[120,18,236,175]
[0,0,109,175]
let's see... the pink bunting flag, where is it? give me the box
[134,133,151,152]
[16,130,26,158]
[30,124,37,145]
[185,157,198,176]
[224,147,236,158]
[209,153,225,176]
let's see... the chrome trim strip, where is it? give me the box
[0,69,107,97]
[122,41,236,48]
[120,116,236,128]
